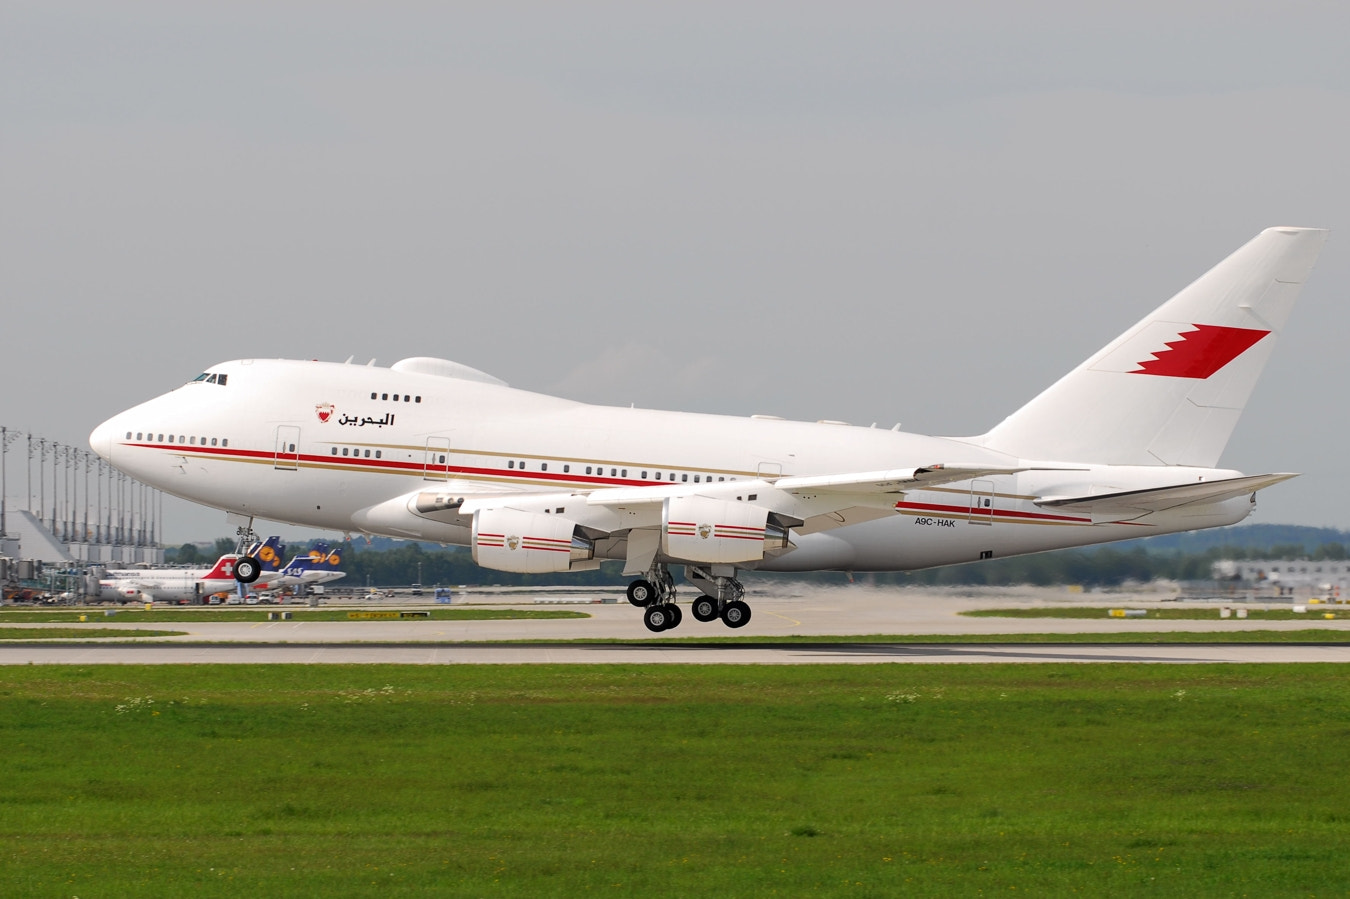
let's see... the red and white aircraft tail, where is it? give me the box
[976,227,1328,467]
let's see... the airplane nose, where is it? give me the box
[89,418,117,463]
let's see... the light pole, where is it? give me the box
[0,427,18,541]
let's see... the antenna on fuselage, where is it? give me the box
[343,355,354,364]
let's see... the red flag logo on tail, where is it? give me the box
[1131,324,1270,379]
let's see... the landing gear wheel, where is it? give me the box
[234,556,262,584]
[627,580,656,607]
[721,600,751,629]
[691,596,718,622]
[643,604,673,632]
[665,603,682,629]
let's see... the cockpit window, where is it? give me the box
[189,372,228,386]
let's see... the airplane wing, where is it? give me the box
[360,463,1042,575]
[1033,472,1297,519]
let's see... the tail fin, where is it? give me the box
[976,227,1328,466]
[243,536,285,571]
[203,554,241,580]
[283,543,342,575]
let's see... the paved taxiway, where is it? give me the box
[5,585,1349,664]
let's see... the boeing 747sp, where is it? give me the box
[90,227,1328,630]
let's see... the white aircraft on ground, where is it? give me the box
[98,537,284,603]
[90,227,1327,630]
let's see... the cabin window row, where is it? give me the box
[330,447,382,458]
[129,431,228,447]
[503,458,732,484]
[370,392,422,403]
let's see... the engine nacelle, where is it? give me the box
[663,496,779,564]
[472,508,597,574]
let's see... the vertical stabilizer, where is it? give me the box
[976,227,1328,466]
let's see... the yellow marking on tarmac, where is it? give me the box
[763,609,802,626]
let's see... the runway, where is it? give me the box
[4,585,1349,664]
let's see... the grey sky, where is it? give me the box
[3,1,1348,541]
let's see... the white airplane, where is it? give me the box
[99,536,285,603]
[90,227,1327,630]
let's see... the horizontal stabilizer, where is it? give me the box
[1034,472,1297,517]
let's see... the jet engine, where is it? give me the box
[471,508,598,574]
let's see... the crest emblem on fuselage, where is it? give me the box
[506,535,521,551]
[698,524,712,539]
[316,403,335,423]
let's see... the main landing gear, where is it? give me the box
[628,565,751,632]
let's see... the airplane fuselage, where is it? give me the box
[90,357,1254,573]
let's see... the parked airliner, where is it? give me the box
[90,227,1327,630]
[98,537,284,603]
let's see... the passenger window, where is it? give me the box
[541,463,548,472]
[404,395,410,402]
[610,468,617,476]
[669,473,676,481]
[190,436,196,445]
[125,431,132,439]
[382,393,388,400]
[415,396,421,403]
[585,466,592,474]
[642,471,648,479]
[364,449,370,458]
[371,392,377,399]
[331,447,338,455]
[694,475,700,483]
[136,432,143,440]
[509,461,515,469]
[343,448,349,456]
[393,394,399,402]
[682,474,688,482]
[222,439,228,447]
[438,455,444,463]
[211,438,218,446]
[563,464,570,473]
[621,469,627,477]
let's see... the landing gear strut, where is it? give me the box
[631,565,680,632]
[686,567,751,629]
[231,518,263,585]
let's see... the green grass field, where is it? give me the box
[3,664,1349,897]
[964,606,1346,620]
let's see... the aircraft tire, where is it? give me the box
[721,600,751,629]
[234,556,262,584]
[665,603,682,629]
[627,579,655,607]
[691,596,718,622]
[643,604,672,632]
